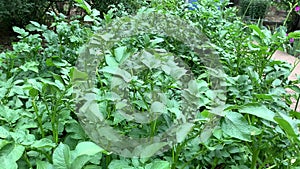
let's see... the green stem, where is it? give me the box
[171,145,182,169]
[251,133,263,169]
[294,94,300,111]
[283,3,298,26]
[32,99,45,138]
[22,151,32,168]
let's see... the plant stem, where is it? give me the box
[32,99,45,138]
[283,3,297,26]
[251,133,263,169]
[22,151,32,168]
[294,94,300,111]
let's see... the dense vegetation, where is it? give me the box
[0,0,300,168]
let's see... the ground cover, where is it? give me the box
[0,0,300,168]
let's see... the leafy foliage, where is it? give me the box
[0,0,300,168]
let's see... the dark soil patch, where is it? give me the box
[0,22,17,51]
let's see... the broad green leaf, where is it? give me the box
[70,67,88,82]
[274,117,297,138]
[83,165,101,169]
[100,66,131,82]
[132,100,148,110]
[71,155,91,169]
[71,142,105,169]
[239,103,276,122]
[12,27,29,37]
[170,66,187,80]
[20,61,39,73]
[0,105,20,123]
[274,112,299,138]
[53,143,71,169]
[9,85,24,96]
[40,78,63,90]
[108,160,134,169]
[26,79,43,92]
[254,94,274,100]
[249,25,265,39]
[145,160,170,169]
[140,142,168,158]
[73,142,104,157]
[74,0,91,14]
[114,46,127,63]
[0,126,10,139]
[105,55,118,67]
[140,50,161,69]
[31,138,55,149]
[84,15,94,22]
[222,112,261,141]
[0,157,17,169]
[9,144,25,161]
[288,31,300,39]
[0,140,11,150]
[36,160,54,169]
[150,101,166,113]
[150,38,164,46]
[176,123,194,142]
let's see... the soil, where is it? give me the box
[0,23,16,50]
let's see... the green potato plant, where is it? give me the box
[0,0,300,168]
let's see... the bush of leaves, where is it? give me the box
[0,0,300,168]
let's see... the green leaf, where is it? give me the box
[0,126,10,139]
[145,160,170,169]
[288,31,300,39]
[31,138,55,149]
[140,50,161,69]
[70,155,91,169]
[36,160,54,169]
[140,142,168,158]
[70,67,89,82]
[222,112,261,141]
[0,157,18,169]
[20,61,39,73]
[248,25,265,39]
[274,112,299,138]
[150,101,166,113]
[73,142,104,157]
[84,15,94,22]
[53,143,71,169]
[0,143,25,169]
[0,140,11,150]
[9,144,25,161]
[176,123,194,143]
[150,38,164,46]
[108,160,134,169]
[74,0,92,14]
[12,27,29,37]
[100,66,131,82]
[105,55,119,67]
[239,103,276,122]
[0,105,20,123]
[114,46,127,63]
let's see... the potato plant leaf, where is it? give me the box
[222,112,261,141]
[239,103,276,122]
